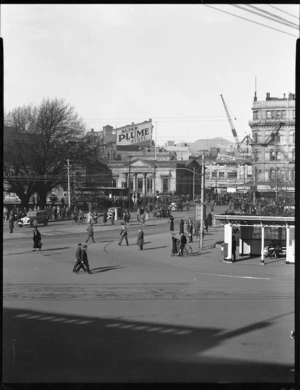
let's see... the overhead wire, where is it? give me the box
[244,4,299,28]
[202,4,298,38]
[231,4,299,31]
[267,4,299,20]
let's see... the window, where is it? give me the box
[270,168,275,180]
[281,110,286,119]
[270,149,276,161]
[253,111,258,120]
[253,133,258,143]
[292,150,295,162]
[219,172,225,178]
[254,149,259,161]
[162,177,169,193]
[211,171,217,178]
[271,110,276,119]
[276,110,281,119]
[112,178,117,187]
[227,171,237,178]
[121,182,126,188]
[266,111,271,119]
[293,110,296,119]
[276,150,281,160]
[289,131,295,143]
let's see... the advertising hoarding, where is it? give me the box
[116,120,153,151]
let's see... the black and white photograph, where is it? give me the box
[2,3,298,385]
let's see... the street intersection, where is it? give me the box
[3,207,295,383]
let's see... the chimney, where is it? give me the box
[283,93,286,99]
[266,92,270,100]
[254,91,257,102]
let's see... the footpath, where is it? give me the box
[3,205,227,242]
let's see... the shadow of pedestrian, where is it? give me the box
[91,265,124,274]
[143,245,168,251]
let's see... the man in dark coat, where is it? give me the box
[137,228,144,250]
[232,235,237,262]
[73,243,83,272]
[169,215,174,232]
[76,244,92,273]
[171,233,178,256]
[103,210,107,224]
[111,210,115,225]
[179,233,187,256]
[179,219,184,235]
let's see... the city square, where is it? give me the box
[2,3,298,387]
[3,206,295,383]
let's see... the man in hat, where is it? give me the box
[75,244,92,274]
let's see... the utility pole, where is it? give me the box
[199,153,206,250]
[67,159,71,207]
[193,167,195,202]
[128,155,131,210]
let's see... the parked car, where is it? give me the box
[18,210,49,227]
[107,207,123,220]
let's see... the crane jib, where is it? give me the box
[232,129,237,137]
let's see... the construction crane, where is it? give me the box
[220,94,241,149]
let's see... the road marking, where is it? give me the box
[195,272,270,280]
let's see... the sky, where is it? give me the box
[2,4,299,146]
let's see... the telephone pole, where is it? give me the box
[199,152,207,250]
[67,159,71,207]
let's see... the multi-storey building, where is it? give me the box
[249,92,295,192]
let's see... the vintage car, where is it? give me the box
[107,207,123,220]
[18,210,49,227]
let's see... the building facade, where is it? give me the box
[107,158,201,197]
[249,92,295,192]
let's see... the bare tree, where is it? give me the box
[4,98,87,207]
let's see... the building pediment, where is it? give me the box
[130,159,153,168]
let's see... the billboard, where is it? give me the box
[116,120,153,151]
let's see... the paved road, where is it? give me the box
[3,206,295,384]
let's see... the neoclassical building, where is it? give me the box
[249,92,295,190]
[107,158,201,197]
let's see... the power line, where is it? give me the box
[267,4,299,20]
[231,4,298,31]
[245,4,299,28]
[203,4,298,38]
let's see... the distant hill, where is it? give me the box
[189,137,233,152]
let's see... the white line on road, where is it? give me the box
[195,272,270,280]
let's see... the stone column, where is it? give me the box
[133,173,136,192]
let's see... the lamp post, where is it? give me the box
[199,153,205,250]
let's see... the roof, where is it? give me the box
[214,214,295,226]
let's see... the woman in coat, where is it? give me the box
[171,233,178,256]
[8,214,14,233]
[137,228,144,250]
[33,227,42,251]
[179,219,184,235]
